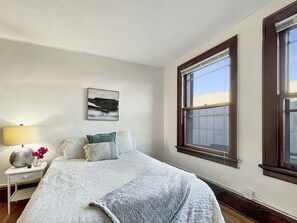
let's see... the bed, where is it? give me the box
[18,151,224,223]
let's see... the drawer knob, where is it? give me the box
[23,175,28,179]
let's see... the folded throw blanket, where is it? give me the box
[89,163,195,223]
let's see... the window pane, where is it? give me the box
[284,98,297,165]
[185,106,229,152]
[289,28,297,42]
[288,28,297,93]
[186,57,230,107]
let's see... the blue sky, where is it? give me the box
[289,28,297,41]
[187,28,297,97]
[188,57,230,96]
[289,28,297,83]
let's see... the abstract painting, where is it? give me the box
[87,88,119,121]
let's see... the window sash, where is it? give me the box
[183,102,229,110]
[278,27,297,170]
[183,105,229,156]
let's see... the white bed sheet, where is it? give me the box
[18,151,224,223]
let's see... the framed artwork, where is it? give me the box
[87,88,119,121]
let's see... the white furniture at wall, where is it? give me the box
[5,162,47,214]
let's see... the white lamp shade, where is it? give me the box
[3,126,38,146]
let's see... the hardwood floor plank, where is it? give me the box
[1,200,28,223]
[0,203,7,221]
[221,204,256,223]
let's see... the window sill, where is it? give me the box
[176,146,239,168]
[259,165,297,185]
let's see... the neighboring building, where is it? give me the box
[189,81,297,161]
[188,91,229,152]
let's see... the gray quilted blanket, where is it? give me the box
[89,163,195,223]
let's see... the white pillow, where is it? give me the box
[132,136,137,150]
[59,137,89,159]
[84,142,119,162]
[116,130,135,154]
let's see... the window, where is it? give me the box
[280,27,297,168]
[176,36,238,168]
[261,1,297,184]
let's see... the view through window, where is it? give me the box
[177,36,238,168]
[185,52,230,153]
[283,27,297,165]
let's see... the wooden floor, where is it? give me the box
[0,200,28,223]
[0,200,255,223]
[220,204,255,223]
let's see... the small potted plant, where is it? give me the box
[32,147,48,166]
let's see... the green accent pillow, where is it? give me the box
[87,132,116,144]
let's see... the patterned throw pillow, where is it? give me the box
[59,137,89,159]
[84,142,119,162]
[87,132,116,144]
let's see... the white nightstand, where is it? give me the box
[5,162,47,214]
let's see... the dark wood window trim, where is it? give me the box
[176,36,238,168]
[261,1,297,184]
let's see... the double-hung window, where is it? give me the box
[176,36,238,168]
[279,25,297,169]
[261,1,297,184]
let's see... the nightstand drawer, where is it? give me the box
[10,172,41,183]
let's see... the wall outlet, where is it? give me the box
[243,188,255,200]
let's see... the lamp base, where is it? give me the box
[10,147,34,168]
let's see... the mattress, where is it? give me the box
[18,151,224,223]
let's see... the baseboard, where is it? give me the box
[0,182,39,202]
[164,161,297,222]
[202,178,297,223]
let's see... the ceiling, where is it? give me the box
[0,0,270,67]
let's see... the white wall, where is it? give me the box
[164,0,297,218]
[0,38,164,186]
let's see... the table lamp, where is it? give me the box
[3,124,38,168]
